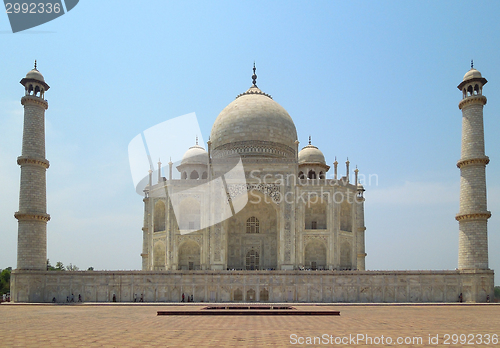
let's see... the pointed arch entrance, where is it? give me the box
[226,191,279,270]
[178,240,201,270]
[245,249,260,270]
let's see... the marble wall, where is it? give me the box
[11,269,494,303]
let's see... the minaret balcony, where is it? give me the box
[458,94,487,109]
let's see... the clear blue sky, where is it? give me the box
[1,1,499,280]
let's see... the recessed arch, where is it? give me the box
[178,197,201,230]
[474,84,479,95]
[233,288,243,302]
[246,288,256,302]
[227,190,278,271]
[178,240,201,270]
[340,199,352,232]
[304,239,326,270]
[154,200,166,232]
[190,170,199,179]
[153,241,166,269]
[305,198,327,229]
[260,288,269,301]
[340,241,352,269]
[308,170,316,179]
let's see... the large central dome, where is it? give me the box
[210,77,298,160]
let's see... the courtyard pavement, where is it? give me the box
[1,303,499,347]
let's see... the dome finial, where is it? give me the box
[252,62,257,87]
[196,135,198,146]
[34,60,37,70]
[308,135,311,145]
[471,59,474,69]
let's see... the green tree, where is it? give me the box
[0,267,12,295]
[55,261,65,271]
[87,267,94,271]
[66,263,79,271]
[46,259,57,271]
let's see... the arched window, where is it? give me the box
[246,216,259,233]
[319,171,325,179]
[246,250,259,270]
[201,171,208,179]
[308,170,316,179]
[182,172,187,179]
[474,84,479,95]
[190,170,199,179]
[467,85,473,96]
[298,171,305,179]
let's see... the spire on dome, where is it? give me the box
[196,135,198,146]
[308,135,311,145]
[34,60,37,70]
[252,62,257,87]
[471,59,474,69]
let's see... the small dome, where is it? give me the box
[298,144,326,165]
[463,68,482,81]
[181,145,208,165]
[25,69,45,82]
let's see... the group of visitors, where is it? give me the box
[459,292,491,303]
[181,293,194,302]
[50,293,83,303]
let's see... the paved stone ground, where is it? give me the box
[1,303,499,347]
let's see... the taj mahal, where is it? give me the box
[10,63,494,303]
[141,65,366,273]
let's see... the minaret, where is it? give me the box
[456,62,491,270]
[15,62,50,270]
[355,167,366,271]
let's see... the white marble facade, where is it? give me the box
[141,73,367,273]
